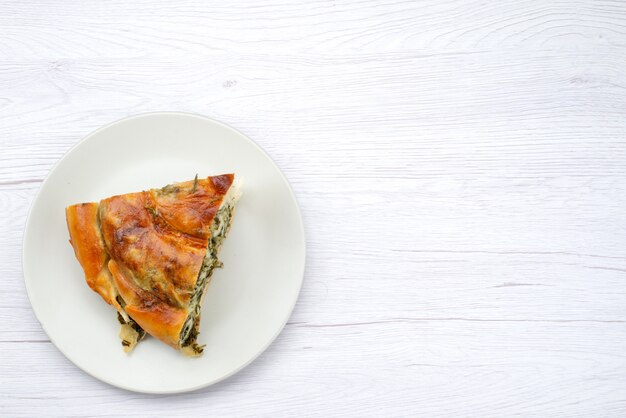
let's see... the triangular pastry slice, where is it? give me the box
[66,174,241,356]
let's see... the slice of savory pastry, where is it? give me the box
[66,174,241,356]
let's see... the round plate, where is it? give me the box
[22,112,305,393]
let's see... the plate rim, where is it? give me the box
[21,111,306,394]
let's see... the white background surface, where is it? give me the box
[1,0,626,416]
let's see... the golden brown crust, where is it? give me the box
[66,175,235,352]
[151,174,234,239]
[98,189,210,307]
[66,203,105,280]
[108,259,186,348]
[65,203,121,310]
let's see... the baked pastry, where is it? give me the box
[65,174,240,356]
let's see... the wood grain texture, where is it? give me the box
[2,0,626,416]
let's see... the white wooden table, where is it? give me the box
[2,1,626,416]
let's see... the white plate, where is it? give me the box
[22,112,305,394]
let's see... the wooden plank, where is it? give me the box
[2,0,626,416]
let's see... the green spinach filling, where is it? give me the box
[116,297,146,349]
[179,201,235,352]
